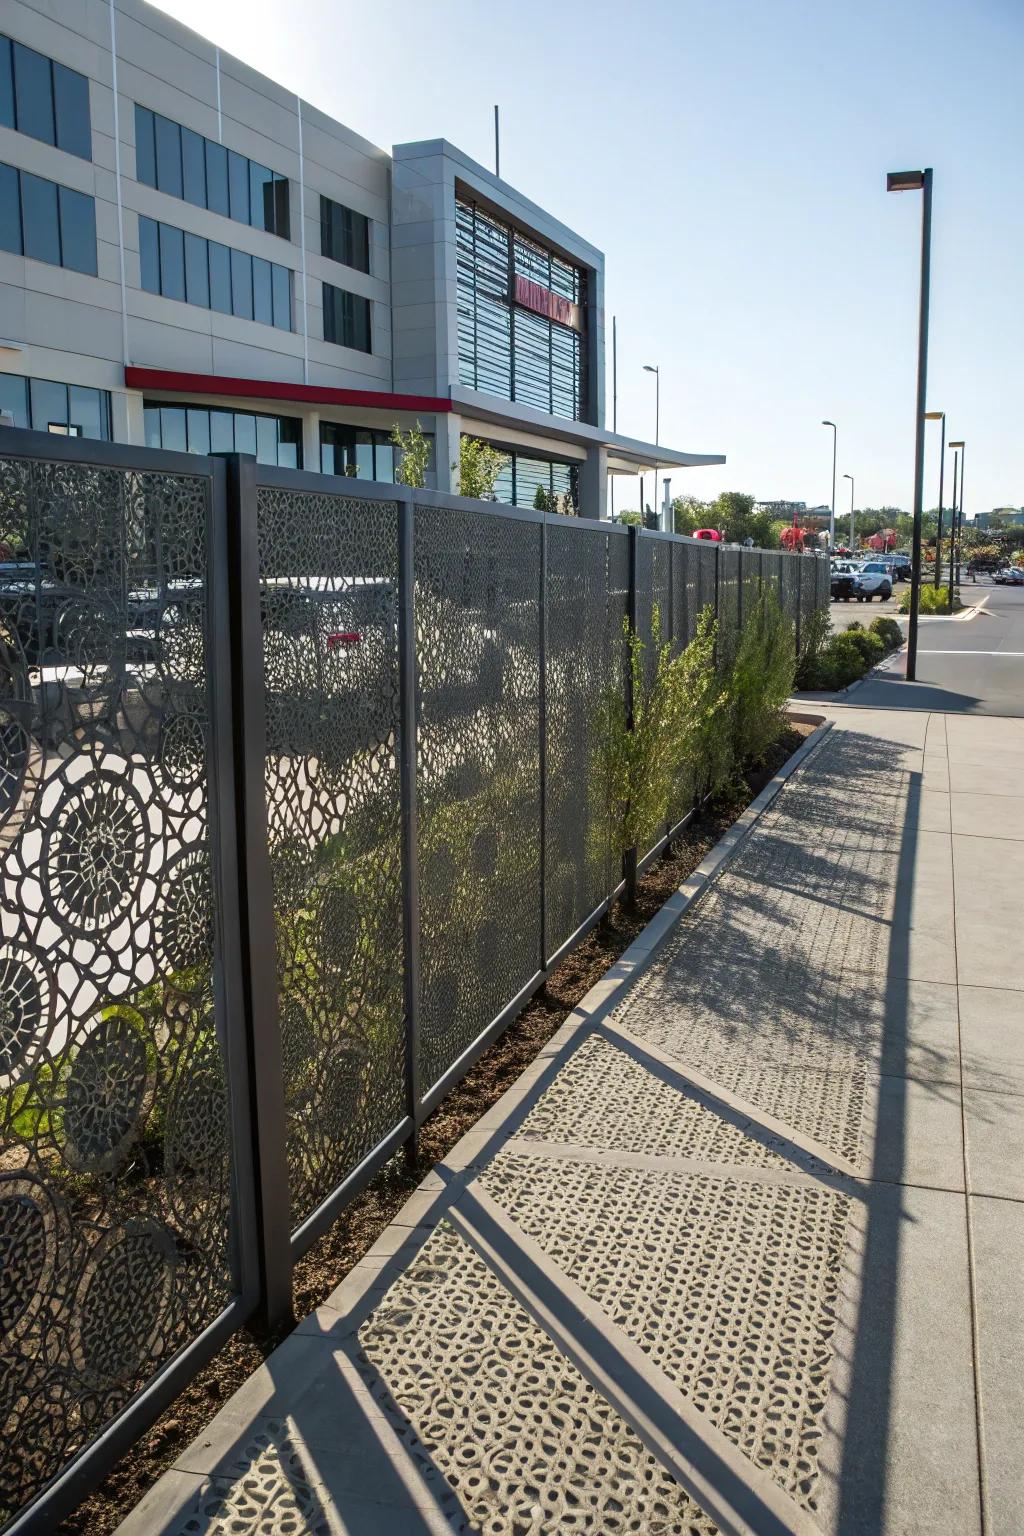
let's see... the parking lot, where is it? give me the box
[830,586,906,631]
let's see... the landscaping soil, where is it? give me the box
[59,719,816,1536]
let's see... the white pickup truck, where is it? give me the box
[854,562,894,601]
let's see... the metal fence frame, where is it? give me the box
[0,429,829,1534]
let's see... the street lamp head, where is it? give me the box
[822,419,835,428]
[949,439,965,449]
[843,473,853,481]
[643,365,658,374]
[924,411,944,420]
[887,169,927,192]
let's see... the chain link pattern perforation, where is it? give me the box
[0,453,233,1524]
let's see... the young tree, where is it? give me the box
[456,436,509,500]
[390,420,431,488]
[672,495,710,535]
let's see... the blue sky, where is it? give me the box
[157,0,1023,516]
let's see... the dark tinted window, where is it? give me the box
[0,162,21,254]
[144,405,161,448]
[208,241,232,312]
[272,263,290,330]
[252,256,273,326]
[230,248,253,320]
[320,196,370,272]
[278,417,301,468]
[53,61,91,159]
[139,215,160,292]
[184,231,209,307]
[21,172,60,265]
[135,104,156,186]
[249,161,273,231]
[205,139,229,215]
[227,150,248,222]
[158,222,185,301]
[58,185,97,275]
[0,39,13,131]
[30,377,67,433]
[154,113,182,198]
[323,283,371,352]
[0,373,29,428]
[13,43,54,145]
[181,126,206,206]
[272,176,290,239]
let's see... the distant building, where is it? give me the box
[972,509,1024,530]
[755,501,831,525]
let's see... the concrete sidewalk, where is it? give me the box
[120,708,1024,1536]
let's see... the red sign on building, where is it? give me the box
[514,274,581,331]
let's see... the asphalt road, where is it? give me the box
[837,579,1024,717]
[830,588,905,631]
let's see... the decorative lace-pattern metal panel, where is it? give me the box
[255,487,404,1232]
[517,1034,798,1167]
[544,524,626,961]
[415,506,541,1093]
[357,1220,719,1536]
[171,1423,332,1536]
[483,1154,850,1510]
[0,454,235,1525]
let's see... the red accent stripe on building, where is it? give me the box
[124,367,453,414]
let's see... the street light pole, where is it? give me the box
[822,420,837,548]
[643,364,660,445]
[843,473,855,550]
[949,439,965,609]
[887,167,933,684]
[925,410,945,587]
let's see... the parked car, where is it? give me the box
[888,553,912,581]
[830,562,858,602]
[854,562,894,601]
[992,565,1024,585]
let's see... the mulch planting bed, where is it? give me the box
[59,720,816,1534]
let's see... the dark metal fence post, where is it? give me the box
[623,524,639,908]
[795,554,803,656]
[224,453,294,1332]
[398,492,422,1166]
[538,512,548,968]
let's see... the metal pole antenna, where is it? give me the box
[950,448,960,607]
[655,368,659,446]
[829,426,836,548]
[610,315,617,520]
[494,105,500,178]
[906,169,933,684]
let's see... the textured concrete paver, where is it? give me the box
[970,1195,1024,1536]
[119,705,1020,1536]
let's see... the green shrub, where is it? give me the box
[390,419,431,488]
[794,605,830,690]
[457,436,509,499]
[815,632,869,690]
[898,584,961,614]
[869,615,903,651]
[728,587,796,766]
[845,627,886,668]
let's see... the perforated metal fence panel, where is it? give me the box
[253,485,405,1235]
[415,505,542,1096]
[545,523,627,961]
[739,547,762,624]
[0,446,244,1527]
[717,547,740,660]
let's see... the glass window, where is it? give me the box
[160,406,187,453]
[272,263,291,331]
[233,412,256,456]
[208,240,232,313]
[68,385,109,440]
[249,161,273,231]
[323,283,371,352]
[374,440,394,484]
[227,150,248,223]
[154,113,182,198]
[139,214,160,293]
[0,162,21,254]
[272,175,290,240]
[230,247,252,320]
[277,417,301,469]
[186,407,211,455]
[252,256,273,326]
[255,413,277,464]
[30,377,68,433]
[205,139,229,216]
[320,196,369,272]
[13,43,54,146]
[158,221,185,301]
[184,231,209,308]
[320,422,354,475]
[0,373,29,429]
[354,429,374,480]
[209,409,234,454]
[181,126,206,206]
[53,61,91,159]
[144,405,161,448]
[135,104,156,186]
[21,172,60,265]
[0,38,13,131]
[58,185,96,275]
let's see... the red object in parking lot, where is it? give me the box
[694,528,721,541]
[326,632,361,649]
